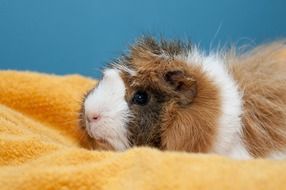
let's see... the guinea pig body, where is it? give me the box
[80,37,286,159]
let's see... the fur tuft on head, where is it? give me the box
[130,36,192,60]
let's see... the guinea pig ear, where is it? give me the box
[164,70,197,105]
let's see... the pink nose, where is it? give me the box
[87,113,101,123]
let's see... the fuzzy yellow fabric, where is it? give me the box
[1,70,286,190]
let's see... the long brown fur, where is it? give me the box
[228,42,286,157]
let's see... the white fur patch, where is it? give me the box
[84,69,130,150]
[181,49,251,159]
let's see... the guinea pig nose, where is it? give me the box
[87,113,101,123]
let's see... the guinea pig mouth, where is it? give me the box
[85,121,130,151]
[86,123,105,139]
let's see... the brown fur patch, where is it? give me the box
[228,41,286,157]
[160,65,221,152]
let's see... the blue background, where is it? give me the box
[1,0,286,78]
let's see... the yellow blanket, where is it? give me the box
[1,70,286,190]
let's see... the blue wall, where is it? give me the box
[1,0,286,78]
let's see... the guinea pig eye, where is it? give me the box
[132,91,149,106]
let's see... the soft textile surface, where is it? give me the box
[0,70,286,190]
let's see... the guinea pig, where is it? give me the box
[79,37,286,159]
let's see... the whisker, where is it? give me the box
[209,21,223,51]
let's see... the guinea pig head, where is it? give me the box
[81,37,222,153]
